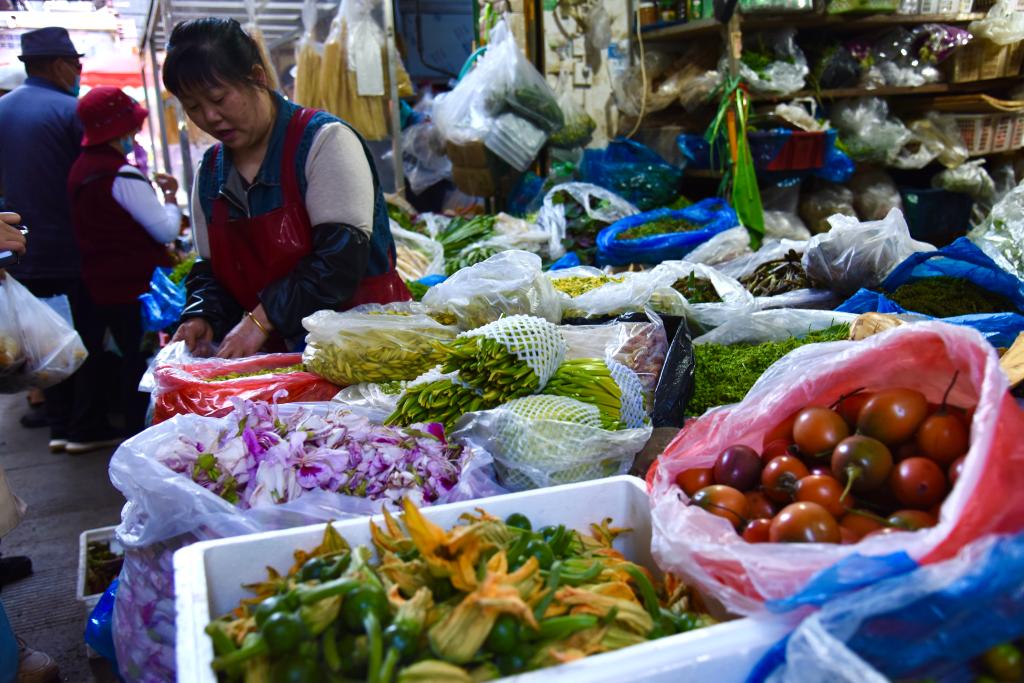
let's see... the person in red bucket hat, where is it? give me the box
[66,86,183,444]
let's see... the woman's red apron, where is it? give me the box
[206,107,409,324]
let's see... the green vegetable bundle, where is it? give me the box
[542,358,646,430]
[445,242,503,276]
[206,501,714,682]
[437,215,497,261]
[385,374,493,432]
[303,306,458,386]
[439,316,567,403]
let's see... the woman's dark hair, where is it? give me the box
[163,18,268,96]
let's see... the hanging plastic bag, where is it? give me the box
[969,179,1024,279]
[401,118,451,195]
[109,401,505,682]
[548,70,597,150]
[799,183,857,235]
[581,139,683,212]
[833,98,912,166]
[244,0,279,91]
[422,250,561,329]
[596,200,739,266]
[292,0,322,108]
[392,223,445,281]
[759,532,1024,683]
[731,29,809,97]
[648,322,1024,616]
[968,0,1024,45]
[537,182,639,260]
[850,167,904,220]
[685,226,754,266]
[302,301,458,385]
[647,261,757,334]
[0,274,87,393]
[802,209,936,297]
[150,352,338,423]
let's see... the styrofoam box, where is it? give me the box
[77,525,121,610]
[174,476,792,683]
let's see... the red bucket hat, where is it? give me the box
[77,86,149,147]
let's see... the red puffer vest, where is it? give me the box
[67,145,173,306]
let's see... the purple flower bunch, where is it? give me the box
[155,398,466,509]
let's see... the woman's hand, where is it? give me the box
[216,313,269,359]
[154,173,179,205]
[0,212,26,254]
[172,317,214,355]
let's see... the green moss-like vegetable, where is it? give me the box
[672,274,721,304]
[617,217,699,241]
[687,325,850,416]
[887,276,1019,318]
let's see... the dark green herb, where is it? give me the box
[887,276,1020,318]
[740,249,815,297]
[616,217,699,241]
[86,540,124,595]
[436,215,497,259]
[687,324,850,416]
[672,273,721,304]
[406,280,429,302]
[549,114,597,149]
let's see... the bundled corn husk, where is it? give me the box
[293,0,322,108]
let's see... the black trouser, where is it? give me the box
[80,302,149,436]
[18,277,111,441]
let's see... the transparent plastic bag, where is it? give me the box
[732,30,809,96]
[685,226,754,266]
[803,208,936,297]
[536,182,638,260]
[762,532,1024,683]
[715,239,837,310]
[968,179,1024,279]
[968,0,1024,45]
[934,159,996,204]
[401,117,451,194]
[648,261,757,334]
[549,267,663,320]
[452,396,651,492]
[648,322,1024,615]
[693,308,857,345]
[484,112,547,171]
[764,212,812,240]
[392,223,445,281]
[0,274,87,393]
[302,302,458,385]
[422,250,561,329]
[549,70,596,149]
[799,183,857,235]
[331,380,405,422]
[851,167,904,220]
[833,98,912,165]
[109,402,504,681]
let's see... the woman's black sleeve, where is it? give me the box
[180,258,244,341]
[258,223,370,339]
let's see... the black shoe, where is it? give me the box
[0,556,32,587]
[19,403,48,429]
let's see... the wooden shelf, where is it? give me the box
[641,12,986,41]
[751,76,1023,102]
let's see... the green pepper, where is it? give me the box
[364,611,383,683]
[297,577,359,607]
[558,561,602,586]
[540,526,558,543]
[211,633,269,671]
[384,620,420,659]
[298,557,326,582]
[523,540,554,571]
[484,614,520,654]
[336,633,369,675]
[254,594,288,628]
[671,611,713,633]
[342,584,389,633]
[506,531,533,569]
[532,561,563,622]
[261,611,307,656]
[494,648,531,677]
[272,657,320,683]
[322,629,342,673]
[504,513,532,531]
[320,553,352,582]
[536,614,598,641]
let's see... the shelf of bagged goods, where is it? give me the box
[641,11,987,40]
[751,76,1024,101]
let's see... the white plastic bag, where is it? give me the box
[851,167,904,220]
[833,98,912,165]
[0,274,87,393]
[401,117,451,194]
[731,29,809,96]
[647,261,757,334]
[716,239,837,311]
[799,183,857,235]
[392,223,445,280]
[536,182,638,259]
[649,322,1024,615]
[764,211,812,241]
[331,381,405,422]
[934,159,996,204]
[969,0,1024,45]
[907,114,969,170]
[548,266,664,320]
[693,308,858,345]
[968,179,1024,279]
[685,226,754,266]
[802,209,936,297]
[422,250,561,329]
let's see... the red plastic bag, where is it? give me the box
[646,321,1024,616]
[152,352,340,423]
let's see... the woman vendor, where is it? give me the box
[164,18,409,358]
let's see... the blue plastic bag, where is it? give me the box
[547,252,581,271]
[139,267,186,333]
[751,532,1024,683]
[595,199,738,266]
[581,139,682,211]
[85,578,122,679]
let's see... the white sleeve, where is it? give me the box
[111,165,181,245]
[190,172,211,259]
[303,122,375,236]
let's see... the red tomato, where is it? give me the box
[831,436,894,496]
[888,457,948,509]
[857,388,928,446]
[915,410,969,466]
[761,439,795,465]
[895,442,926,462]
[792,407,850,457]
[839,526,858,545]
[742,518,772,543]
[764,411,801,446]
[761,456,811,503]
[835,390,874,429]
[864,526,904,539]
[948,456,966,487]
[675,467,714,497]
[745,491,778,520]
[887,509,937,531]
[840,512,885,540]
[795,474,851,518]
[769,502,841,544]
[691,485,749,531]
[713,445,762,492]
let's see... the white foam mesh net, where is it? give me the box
[607,358,648,429]
[462,315,568,389]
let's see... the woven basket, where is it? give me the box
[946,39,1024,82]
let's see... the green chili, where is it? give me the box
[536,614,599,640]
[322,629,342,673]
[623,564,661,623]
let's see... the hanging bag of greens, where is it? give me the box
[580,139,684,211]
[595,199,739,266]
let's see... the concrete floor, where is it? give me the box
[0,392,124,682]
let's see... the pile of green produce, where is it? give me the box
[671,273,721,304]
[688,325,850,416]
[740,250,817,297]
[445,242,503,276]
[886,276,1020,318]
[550,275,622,298]
[616,217,699,241]
[542,359,627,430]
[551,190,615,261]
[386,375,493,432]
[86,539,124,595]
[206,501,713,682]
[168,254,197,285]
[405,281,429,302]
[549,113,597,149]
[204,364,306,383]
[436,216,497,273]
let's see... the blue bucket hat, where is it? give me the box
[18,27,84,61]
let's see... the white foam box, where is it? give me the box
[77,525,121,611]
[174,476,792,683]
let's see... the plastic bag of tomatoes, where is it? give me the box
[646,320,1024,616]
